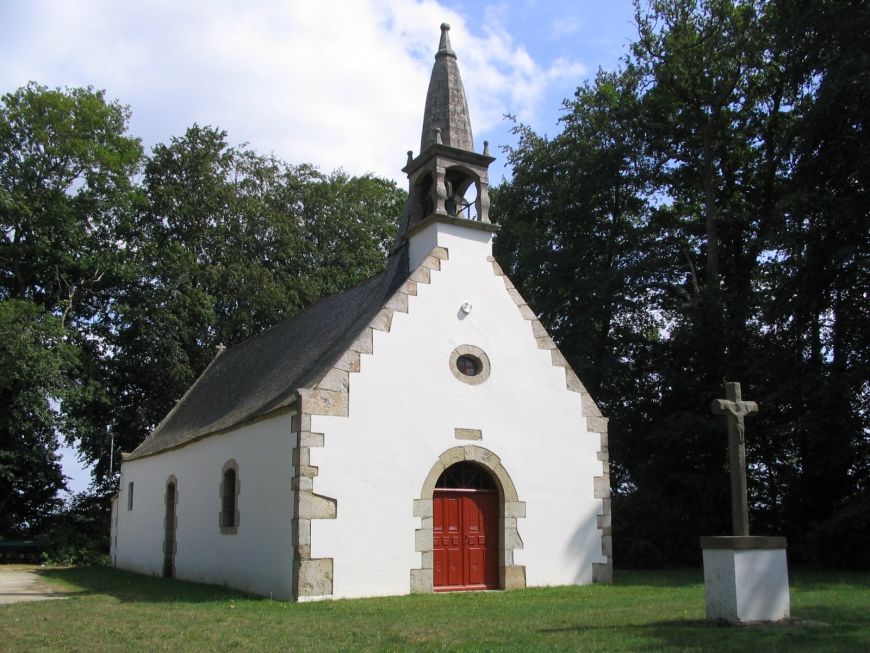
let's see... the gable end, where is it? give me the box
[487,255,612,583]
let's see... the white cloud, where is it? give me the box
[0,0,584,184]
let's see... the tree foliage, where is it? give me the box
[88,126,404,471]
[494,0,869,565]
[1,88,404,534]
[1,83,142,531]
[0,300,76,533]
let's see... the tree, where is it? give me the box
[0,83,142,316]
[494,0,869,565]
[0,300,76,533]
[2,87,405,531]
[493,68,676,506]
[76,125,405,479]
[0,83,142,531]
[759,0,870,546]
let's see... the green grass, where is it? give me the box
[1,567,868,652]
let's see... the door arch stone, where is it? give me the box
[411,446,526,593]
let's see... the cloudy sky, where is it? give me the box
[2,0,637,185]
[1,0,637,492]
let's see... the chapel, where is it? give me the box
[110,24,612,600]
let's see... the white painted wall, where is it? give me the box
[311,221,607,599]
[703,547,790,622]
[114,414,296,599]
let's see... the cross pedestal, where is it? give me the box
[701,382,790,623]
[701,536,789,623]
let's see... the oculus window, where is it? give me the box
[449,345,491,385]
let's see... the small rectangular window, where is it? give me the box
[127,482,134,510]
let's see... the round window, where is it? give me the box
[456,354,482,377]
[449,345,491,385]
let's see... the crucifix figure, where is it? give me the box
[711,382,759,537]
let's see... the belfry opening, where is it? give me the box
[400,23,495,236]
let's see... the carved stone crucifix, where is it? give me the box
[711,382,759,537]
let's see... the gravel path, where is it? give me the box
[0,566,69,605]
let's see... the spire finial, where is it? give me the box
[437,23,455,58]
[420,23,472,152]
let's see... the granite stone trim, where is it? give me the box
[289,247,449,600]
[487,255,613,584]
[290,407,334,598]
[454,428,482,440]
[448,344,491,385]
[411,445,526,593]
[218,459,240,534]
[297,558,333,597]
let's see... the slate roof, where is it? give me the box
[126,245,410,460]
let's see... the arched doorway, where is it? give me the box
[411,446,526,594]
[433,461,499,591]
[163,477,177,578]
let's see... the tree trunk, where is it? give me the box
[701,123,719,289]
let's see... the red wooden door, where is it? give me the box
[433,491,498,590]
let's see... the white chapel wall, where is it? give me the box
[114,413,296,599]
[310,222,607,599]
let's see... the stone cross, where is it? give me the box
[711,382,758,537]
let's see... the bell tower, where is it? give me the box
[400,24,497,269]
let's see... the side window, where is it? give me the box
[219,460,240,534]
[127,482,134,510]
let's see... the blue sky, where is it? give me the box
[1,0,638,494]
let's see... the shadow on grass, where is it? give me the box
[38,566,262,604]
[614,568,703,587]
[633,613,870,653]
[540,614,866,653]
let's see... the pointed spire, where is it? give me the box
[420,23,473,153]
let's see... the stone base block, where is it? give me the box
[592,561,613,584]
[701,536,789,623]
[410,568,433,594]
[501,565,526,590]
[296,558,333,598]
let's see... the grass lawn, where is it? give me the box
[1,567,868,652]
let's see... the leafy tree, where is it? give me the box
[759,0,870,544]
[0,84,142,532]
[0,300,76,533]
[494,0,869,566]
[493,68,674,501]
[0,82,142,316]
[78,125,405,478]
[2,87,405,532]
